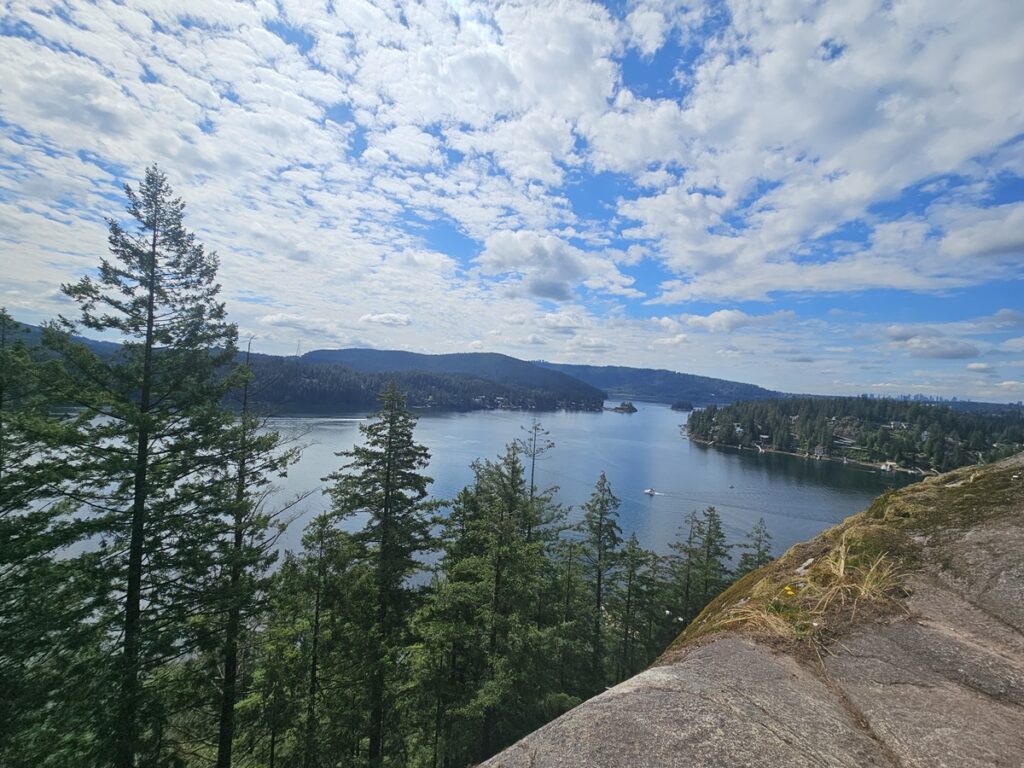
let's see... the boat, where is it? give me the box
[643,488,656,496]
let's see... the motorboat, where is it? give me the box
[643,488,656,496]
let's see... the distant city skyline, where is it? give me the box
[1,0,1022,401]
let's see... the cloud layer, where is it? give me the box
[0,0,1022,400]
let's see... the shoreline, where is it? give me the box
[686,436,933,477]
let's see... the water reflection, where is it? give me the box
[266,403,915,558]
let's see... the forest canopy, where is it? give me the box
[1,168,768,768]
[686,396,1024,472]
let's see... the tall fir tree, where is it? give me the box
[409,446,560,766]
[325,382,433,767]
[736,517,774,576]
[514,419,554,533]
[212,346,301,768]
[610,533,655,683]
[580,471,622,690]
[696,506,731,606]
[0,308,91,767]
[49,165,238,767]
[667,510,705,626]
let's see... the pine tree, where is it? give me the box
[696,506,731,605]
[242,515,367,768]
[611,534,653,682]
[408,446,563,766]
[667,510,705,626]
[0,309,51,519]
[580,471,622,690]
[407,487,493,768]
[213,346,301,768]
[325,381,433,767]
[514,419,554,538]
[0,308,91,767]
[49,165,238,767]
[736,517,774,576]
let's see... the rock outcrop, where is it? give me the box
[483,454,1024,767]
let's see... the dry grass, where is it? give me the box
[665,456,1023,658]
[670,526,909,653]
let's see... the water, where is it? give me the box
[267,402,914,558]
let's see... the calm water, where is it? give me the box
[267,402,914,558]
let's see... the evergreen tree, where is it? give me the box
[579,472,622,689]
[610,534,654,682]
[49,165,238,767]
[696,506,731,606]
[736,517,773,576]
[0,308,93,767]
[212,346,301,768]
[243,515,367,768]
[408,446,564,766]
[325,382,433,767]
[514,419,554,533]
[0,308,58,519]
[667,510,705,626]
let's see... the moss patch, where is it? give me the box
[662,455,1023,660]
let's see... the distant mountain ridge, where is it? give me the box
[11,317,1020,411]
[535,361,779,405]
[301,348,604,406]
[8,320,604,412]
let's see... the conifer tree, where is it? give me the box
[409,446,562,766]
[580,471,622,689]
[50,165,238,767]
[325,382,433,767]
[736,517,774,576]
[668,510,705,625]
[244,515,366,768]
[696,506,731,605]
[213,347,301,768]
[515,419,554,527]
[0,309,89,766]
[611,533,654,682]
[0,309,51,519]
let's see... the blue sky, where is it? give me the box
[1,0,1023,400]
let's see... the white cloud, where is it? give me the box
[681,309,795,333]
[1003,337,1024,353]
[478,230,641,301]
[611,0,1024,301]
[937,202,1024,261]
[653,333,687,346]
[360,312,412,327]
[890,336,979,360]
[626,9,667,57]
[0,0,1021,401]
[260,313,337,338]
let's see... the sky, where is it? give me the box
[1,0,1023,401]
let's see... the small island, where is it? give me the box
[608,401,638,413]
[671,400,694,412]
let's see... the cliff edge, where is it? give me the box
[483,453,1024,767]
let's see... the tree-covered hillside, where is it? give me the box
[303,348,606,408]
[535,361,779,405]
[12,325,607,413]
[244,353,602,412]
[686,396,1024,472]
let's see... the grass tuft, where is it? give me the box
[666,456,1022,659]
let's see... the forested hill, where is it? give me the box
[535,361,779,405]
[686,396,1024,472]
[13,322,605,412]
[244,352,604,412]
[301,348,606,408]
[13,319,122,357]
